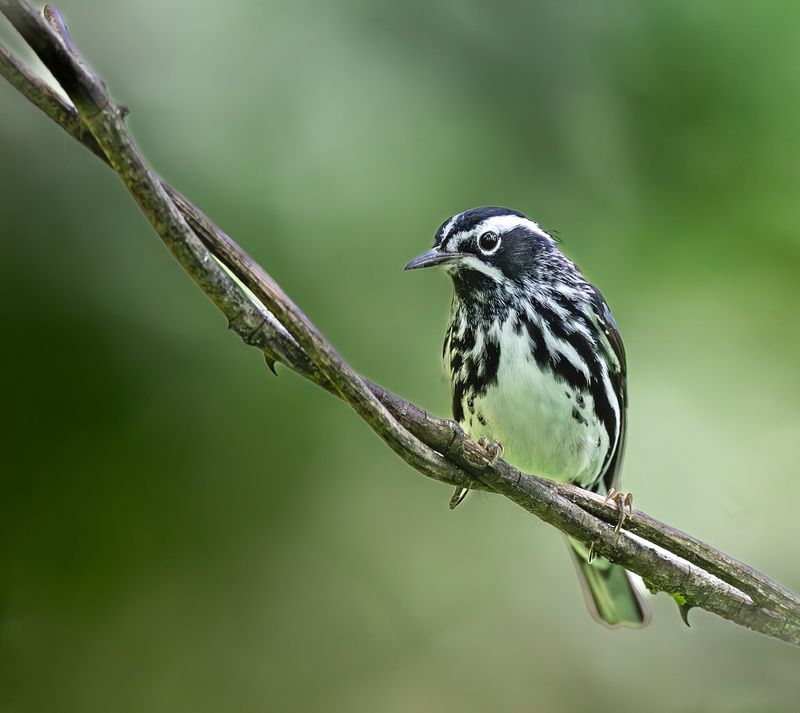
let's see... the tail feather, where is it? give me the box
[566,537,650,628]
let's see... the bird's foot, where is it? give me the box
[477,436,504,464]
[604,487,634,533]
[587,489,634,563]
[449,439,503,510]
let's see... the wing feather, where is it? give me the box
[587,285,628,493]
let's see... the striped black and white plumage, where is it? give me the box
[405,206,649,628]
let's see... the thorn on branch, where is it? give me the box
[672,592,694,627]
[227,314,281,373]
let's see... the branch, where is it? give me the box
[3,0,799,645]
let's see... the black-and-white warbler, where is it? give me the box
[405,206,649,628]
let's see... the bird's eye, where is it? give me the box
[477,231,500,255]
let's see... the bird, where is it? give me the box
[404,206,650,628]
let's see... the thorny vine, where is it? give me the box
[2,0,799,646]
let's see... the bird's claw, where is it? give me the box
[477,436,504,464]
[604,487,634,533]
[449,486,470,510]
[449,438,503,510]
[588,489,634,562]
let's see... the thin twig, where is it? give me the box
[2,0,799,646]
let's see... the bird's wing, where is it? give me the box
[587,285,628,493]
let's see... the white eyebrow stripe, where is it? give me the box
[445,215,552,251]
[475,215,551,239]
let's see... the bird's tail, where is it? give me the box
[566,537,651,628]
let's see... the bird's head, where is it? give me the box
[404,207,558,296]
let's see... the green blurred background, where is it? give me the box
[2,1,800,711]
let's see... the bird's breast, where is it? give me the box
[446,315,609,488]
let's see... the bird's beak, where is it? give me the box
[404,247,463,271]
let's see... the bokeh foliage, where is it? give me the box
[2,1,799,711]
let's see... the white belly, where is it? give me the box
[455,321,608,487]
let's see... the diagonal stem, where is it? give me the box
[2,0,800,646]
